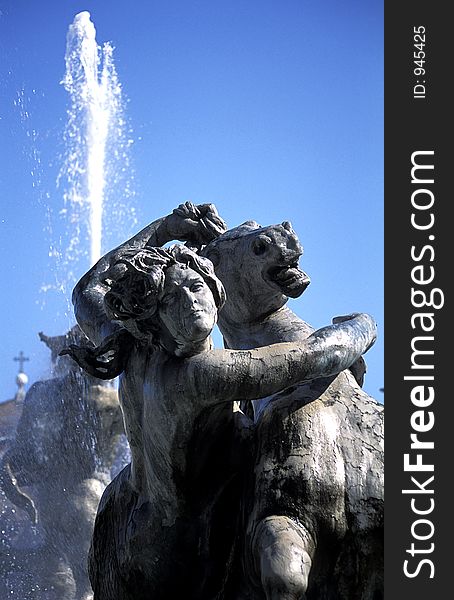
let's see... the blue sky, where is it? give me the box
[0,0,383,401]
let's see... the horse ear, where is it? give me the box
[203,247,220,268]
[241,220,261,229]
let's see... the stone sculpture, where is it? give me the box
[202,220,384,599]
[0,326,124,600]
[66,204,378,600]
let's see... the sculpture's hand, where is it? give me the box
[332,313,376,351]
[60,344,99,373]
[60,329,134,380]
[332,313,371,387]
[165,202,227,247]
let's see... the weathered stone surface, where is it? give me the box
[203,220,384,599]
[68,204,381,599]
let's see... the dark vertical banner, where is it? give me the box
[385,1,451,597]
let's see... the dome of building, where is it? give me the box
[16,372,29,387]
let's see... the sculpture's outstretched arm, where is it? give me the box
[189,313,377,405]
[73,203,226,345]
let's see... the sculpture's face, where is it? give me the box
[245,221,310,299]
[203,221,310,321]
[158,264,217,346]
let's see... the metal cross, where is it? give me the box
[14,350,30,373]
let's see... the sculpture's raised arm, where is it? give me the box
[188,312,376,405]
[73,203,226,345]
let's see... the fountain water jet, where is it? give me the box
[60,10,132,268]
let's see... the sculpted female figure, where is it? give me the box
[66,206,377,600]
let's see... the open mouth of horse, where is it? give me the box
[266,255,310,298]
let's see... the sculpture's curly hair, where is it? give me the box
[62,245,225,380]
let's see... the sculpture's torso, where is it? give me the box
[93,347,247,599]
